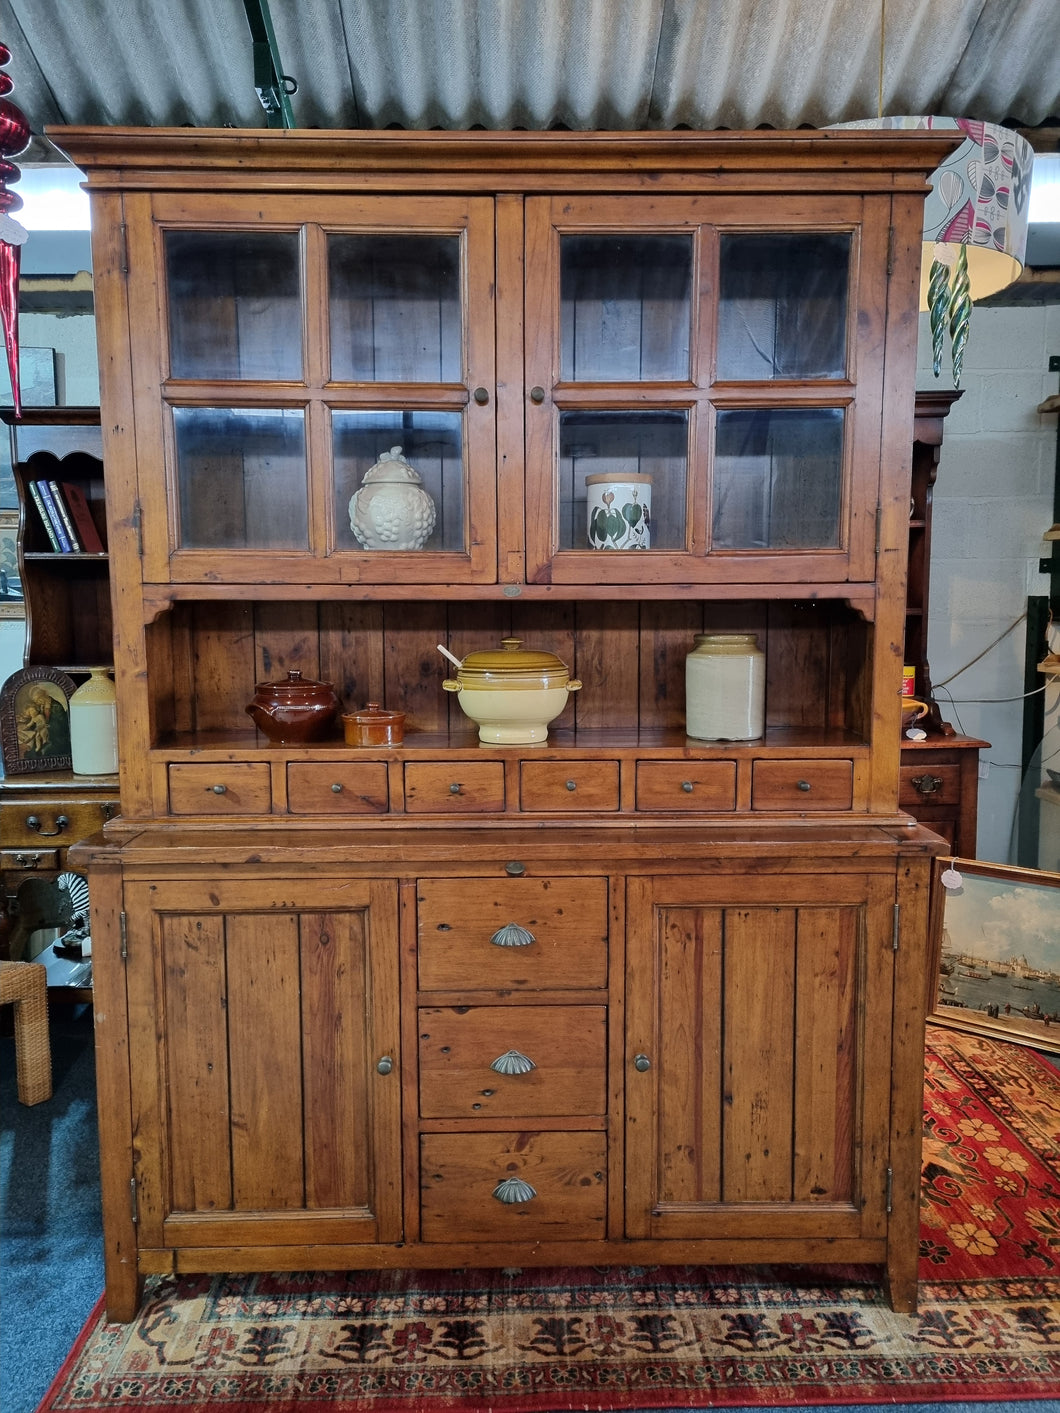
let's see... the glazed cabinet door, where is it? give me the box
[524,195,890,588]
[123,191,497,585]
[123,875,402,1253]
[625,869,895,1242]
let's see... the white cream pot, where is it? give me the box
[441,637,582,745]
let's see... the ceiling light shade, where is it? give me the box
[832,116,1034,384]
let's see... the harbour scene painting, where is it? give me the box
[933,860,1060,1052]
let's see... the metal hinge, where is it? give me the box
[131,501,143,558]
[130,1176,139,1224]
[119,221,129,274]
[875,503,882,556]
[892,903,900,951]
[886,1166,893,1214]
[120,911,128,960]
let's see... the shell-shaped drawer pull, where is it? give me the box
[490,1048,537,1075]
[492,1176,537,1204]
[796,779,811,792]
[210,784,228,795]
[489,922,537,948]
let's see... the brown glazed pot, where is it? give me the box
[246,670,340,744]
[343,702,406,747]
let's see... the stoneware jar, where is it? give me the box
[349,445,437,551]
[685,633,765,741]
[343,702,406,747]
[586,472,651,550]
[246,670,340,744]
[442,637,582,745]
[69,666,119,775]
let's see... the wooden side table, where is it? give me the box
[899,733,988,859]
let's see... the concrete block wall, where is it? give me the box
[916,303,1060,865]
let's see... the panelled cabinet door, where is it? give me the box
[624,870,895,1241]
[524,195,890,587]
[123,876,401,1250]
[125,192,497,585]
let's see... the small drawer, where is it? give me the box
[1,798,119,849]
[418,1005,607,1118]
[420,1130,606,1243]
[404,762,505,813]
[636,761,736,811]
[751,760,853,812]
[519,760,620,812]
[0,847,60,872]
[899,764,961,808]
[168,763,272,814]
[286,762,389,814]
[417,876,608,991]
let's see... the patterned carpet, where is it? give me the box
[36,1026,1060,1412]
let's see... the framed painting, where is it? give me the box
[931,857,1060,1053]
[0,666,76,774]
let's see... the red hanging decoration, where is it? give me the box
[0,43,30,419]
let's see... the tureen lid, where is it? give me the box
[361,445,423,484]
[454,638,572,687]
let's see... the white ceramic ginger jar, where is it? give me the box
[349,445,437,550]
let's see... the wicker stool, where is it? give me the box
[0,960,53,1105]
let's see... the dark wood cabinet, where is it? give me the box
[56,124,958,1321]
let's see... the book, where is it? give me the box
[35,480,74,552]
[47,479,83,552]
[57,481,105,554]
[27,480,64,552]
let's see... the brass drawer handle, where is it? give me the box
[25,814,69,836]
[490,922,536,948]
[209,784,227,795]
[911,773,943,796]
[493,1176,537,1204]
[490,1048,537,1075]
[14,852,43,868]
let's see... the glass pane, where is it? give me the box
[559,410,688,551]
[333,411,464,552]
[166,232,302,381]
[560,236,692,382]
[713,408,844,549]
[717,234,850,380]
[329,235,462,383]
[173,407,308,549]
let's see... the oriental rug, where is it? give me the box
[36,1027,1060,1413]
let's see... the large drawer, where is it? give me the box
[418,1005,607,1118]
[168,763,272,814]
[417,876,608,991]
[519,760,620,812]
[286,762,389,814]
[420,1130,607,1243]
[636,761,736,811]
[404,762,505,813]
[751,760,853,811]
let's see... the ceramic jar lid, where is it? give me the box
[452,638,575,690]
[251,669,336,704]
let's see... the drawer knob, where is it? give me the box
[912,773,943,796]
[331,782,343,793]
[376,1055,393,1075]
[565,779,577,791]
[504,860,525,876]
[493,1176,537,1205]
[633,1053,652,1072]
[449,782,462,795]
[796,780,811,792]
[473,386,490,405]
[210,784,227,795]
[25,814,69,836]
[490,1048,537,1075]
[529,386,545,404]
[681,780,694,793]
[490,922,536,948]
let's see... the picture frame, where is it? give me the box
[0,666,76,774]
[931,856,1060,1053]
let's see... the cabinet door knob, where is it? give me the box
[796,780,811,792]
[492,1176,537,1204]
[490,1048,537,1075]
[529,386,545,403]
[911,773,943,796]
[490,922,536,948]
[210,784,227,795]
[376,1056,393,1075]
[473,386,490,405]
[681,780,694,793]
[565,778,577,791]
[633,1053,652,1072]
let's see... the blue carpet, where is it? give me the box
[1,1009,1056,1413]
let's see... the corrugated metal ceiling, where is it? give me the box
[3,0,1059,149]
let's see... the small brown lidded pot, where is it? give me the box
[343,702,406,747]
[246,669,340,744]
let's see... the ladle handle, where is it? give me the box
[436,643,463,670]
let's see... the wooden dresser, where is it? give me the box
[54,124,958,1321]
